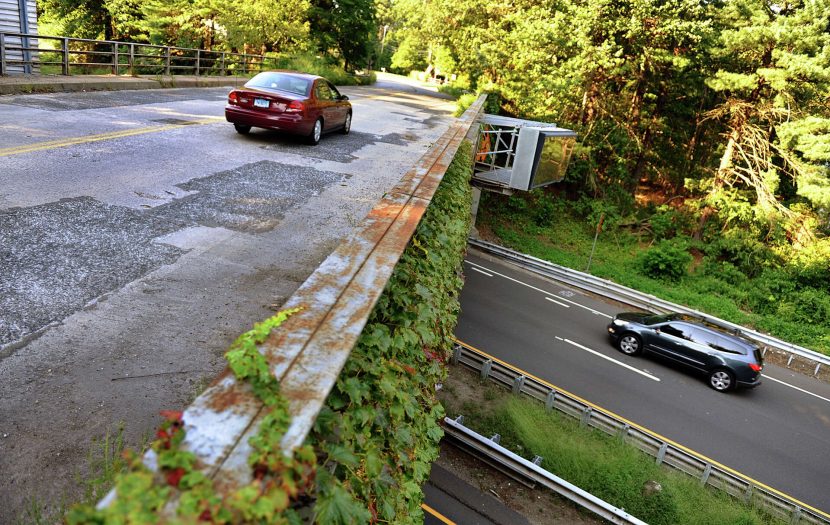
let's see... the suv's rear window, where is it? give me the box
[689,327,747,355]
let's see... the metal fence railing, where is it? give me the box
[451,340,830,524]
[468,238,830,378]
[443,415,649,525]
[94,96,489,514]
[0,32,277,76]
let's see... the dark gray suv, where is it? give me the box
[607,312,763,392]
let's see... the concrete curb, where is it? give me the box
[0,75,251,95]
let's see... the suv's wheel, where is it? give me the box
[618,333,642,356]
[307,118,323,145]
[709,369,735,392]
[234,124,251,135]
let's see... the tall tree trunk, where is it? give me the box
[694,128,738,239]
[580,79,600,127]
[715,129,738,187]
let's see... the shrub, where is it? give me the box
[639,239,692,281]
[787,239,830,292]
[704,229,774,278]
[454,93,479,116]
[530,190,565,227]
[265,52,372,86]
[438,84,470,99]
[650,205,693,240]
[776,288,830,327]
[699,259,747,287]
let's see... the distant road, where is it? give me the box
[0,78,456,520]
[456,249,830,515]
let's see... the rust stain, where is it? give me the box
[205,379,260,413]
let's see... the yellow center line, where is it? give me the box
[0,117,224,158]
[453,337,830,520]
[421,503,455,524]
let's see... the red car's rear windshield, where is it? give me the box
[246,73,310,96]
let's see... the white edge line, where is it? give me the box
[764,375,830,404]
[466,260,612,318]
[470,267,493,277]
[564,339,660,382]
[545,296,571,308]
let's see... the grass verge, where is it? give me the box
[439,366,787,525]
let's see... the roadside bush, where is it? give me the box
[639,239,692,281]
[743,268,796,315]
[787,239,830,292]
[266,52,373,86]
[455,90,501,116]
[699,259,747,287]
[454,93,479,116]
[439,84,469,98]
[529,190,565,227]
[570,192,633,232]
[704,229,774,278]
[650,205,692,240]
[776,288,830,327]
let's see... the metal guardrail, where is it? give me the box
[468,238,830,377]
[443,416,649,525]
[96,96,488,513]
[0,31,274,76]
[451,340,830,524]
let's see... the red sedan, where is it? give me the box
[225,71,352,145]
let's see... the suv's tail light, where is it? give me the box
[228,91,239,105]
[285,100,304,113]
[749,363,762,372]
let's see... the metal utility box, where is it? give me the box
[473,114,576,193]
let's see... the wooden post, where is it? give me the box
[62,37,69,75]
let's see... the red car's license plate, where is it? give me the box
[254,98,269,108]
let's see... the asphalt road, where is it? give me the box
[456,249,830,516]
[0,76,457,521]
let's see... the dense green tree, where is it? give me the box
[38,0,113,39]
[308,0,377,70]
[699,0,830,238]
[138,0,231,50]
[388,0,432,72]
[222,0,311,52]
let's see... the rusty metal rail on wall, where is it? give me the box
[451,340,830,525]
[96,95,487,511]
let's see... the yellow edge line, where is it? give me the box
[421,503,455,524]
[453,337,830,520]
[0,117,223,158]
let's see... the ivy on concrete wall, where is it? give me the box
[311,140,473,523]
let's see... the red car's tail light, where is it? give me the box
[749,363,762,372]
[228,91,239,105]
[285,100,304,113]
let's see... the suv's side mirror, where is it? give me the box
[340,95,349,101]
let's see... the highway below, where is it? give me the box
[455,249,830,516]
